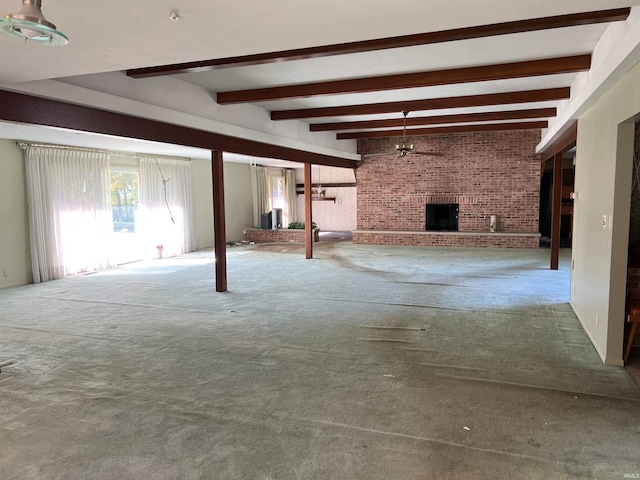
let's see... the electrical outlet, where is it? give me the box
[602,215,607,228]
[3,267,9,277]
[595,314,599,327]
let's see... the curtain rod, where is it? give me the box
[16,141,191,161]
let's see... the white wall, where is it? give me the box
[222,162,253,242]
[572,61,640,365]
[191,158,253,247]
[191,158,214,249]
[0,140,32,288]
[295,166,357,231]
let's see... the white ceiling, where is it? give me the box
[0,0,639,163]
[0,0,637,84]
[177,25,605,95]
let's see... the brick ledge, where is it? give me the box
[245,228,318,243]
[353,230,540,237]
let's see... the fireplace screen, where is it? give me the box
[426,204,459,231]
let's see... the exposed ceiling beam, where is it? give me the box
[0,90,357,169]
[337,121,548,139]
[272,87,570,120]
[310,107,556,132]
[218,56,591,104]
[126,8,629,78]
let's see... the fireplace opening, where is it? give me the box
[426,204,459,231]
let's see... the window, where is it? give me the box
[271,175,285,211]
[252,166,297,228]
[110,169,139,233]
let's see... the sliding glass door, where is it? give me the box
[110,159,143,264]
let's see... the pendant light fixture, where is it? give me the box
[0,0,68,46]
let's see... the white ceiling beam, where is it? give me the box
[2,80,360,162]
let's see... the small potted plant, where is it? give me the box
[288,221,319,242]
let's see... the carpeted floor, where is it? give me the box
[0,243,638,479]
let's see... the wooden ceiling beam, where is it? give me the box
[272,87,570,120]
[217,55,590,104]
[127,8,629,78]
[310,107,557,131]
[0,90,357,169]
[337,121,548,139]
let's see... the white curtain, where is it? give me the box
[283,169,297,227]
[139,158,195,258]
[25,146,112,283]
[251,165,270,227]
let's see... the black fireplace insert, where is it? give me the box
[426,204,459,231]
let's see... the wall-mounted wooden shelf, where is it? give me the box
[296,182,356,189]
[295,182,354,200]
[312,197,336,202]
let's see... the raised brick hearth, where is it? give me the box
[244,228,318,243]
[355,129,541,248]
[353,230,539,248]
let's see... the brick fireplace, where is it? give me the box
[353,129,541,248]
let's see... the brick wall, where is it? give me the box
[630,122,640,246]
[355,129,541,239]
[627,265,640,352]
[627,124,640,353]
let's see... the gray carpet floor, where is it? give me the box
[1,242,638,479]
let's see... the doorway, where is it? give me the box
[539,153,575,248]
